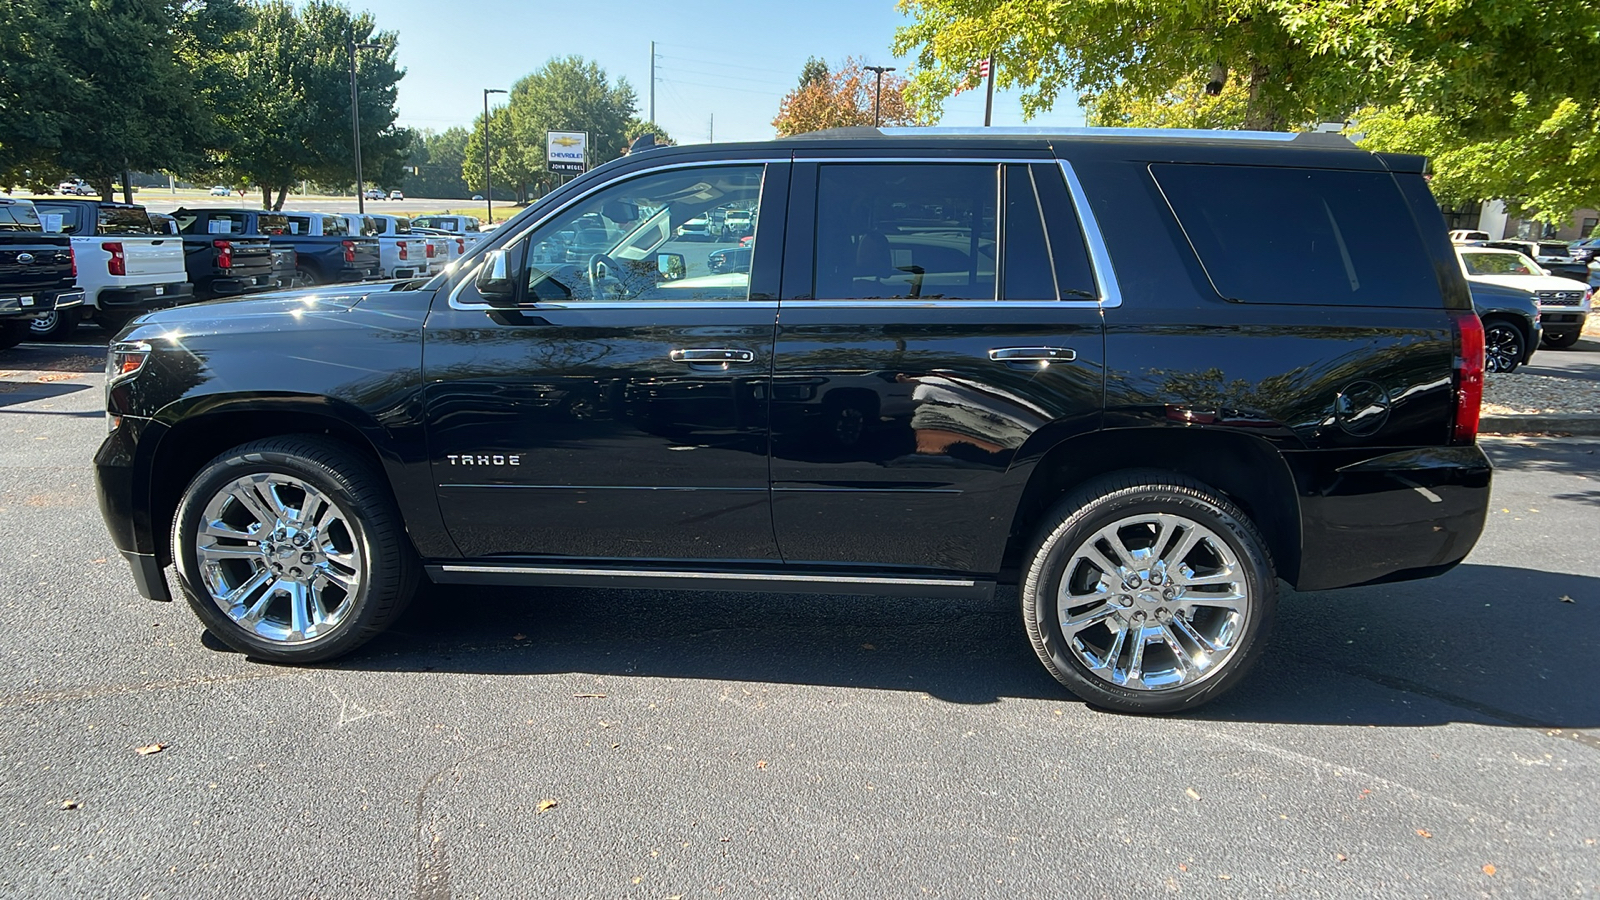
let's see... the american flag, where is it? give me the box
[978,58,991,79]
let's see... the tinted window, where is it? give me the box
[1460,251,1539,277]
[256,214,289,235]
[285,215,311,235]
[815,164,996,300]
[1537,242,1569,257]
[0,202,42,232]
[1003,165,1057,301]
[98,206,154,235]
[1029,164,1098,299]
[1152,164,1442,306]
[180,213,246,235]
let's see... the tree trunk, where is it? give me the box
[261,185,271,210]
[1242,61,1287,131]
[97,177,114,202]
[273,186,288,211]
[121,168,133,205]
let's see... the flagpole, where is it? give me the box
[983,54,996,127]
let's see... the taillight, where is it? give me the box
[213,239,233,269]
[424,242,435,258]
[455,238,465,255]
[1587,286,1596,308]
[69,248,77,279]
[398,241,408,261]
[102,241,125,276]
[342,240,356,263]
[1450,309,1485,444]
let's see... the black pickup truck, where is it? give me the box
[98,128,1493,714]
[171,208,278,300]
[175,208,378,287]
[0,197,84,349]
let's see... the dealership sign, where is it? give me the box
[547,132,588,174]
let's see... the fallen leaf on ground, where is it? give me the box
[512,633,527,640]
[134,743,165,756]
[536,799,558,814]
[1416,829,1432,839]
[1560,595,1576,603]
[1217,874,1232,881]
[1483,864,1497,876]
[60,800,80,810]
[573,693,607,699]
[1184,787,1201,801]
[1178,864,1187,872]
[1336,854,1348,862]
[756,760,768,770]
[860,643,875,650]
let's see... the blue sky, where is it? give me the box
[359,0,1087,143]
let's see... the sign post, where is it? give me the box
[547,132,589,180]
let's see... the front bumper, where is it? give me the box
[96,415,173,601]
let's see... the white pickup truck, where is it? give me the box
[31,199,192,338]
[411,214,485,248]
[339,213,443,280]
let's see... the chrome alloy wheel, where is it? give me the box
[1057,512,1249,691]
[194,472,364,644]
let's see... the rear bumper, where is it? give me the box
[1288,445,1492,591]
[0,288,81,317]
[99,281,194,310]
[208,271,276,296]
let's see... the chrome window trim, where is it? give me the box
[448,157,786,311]
[436,563,977,588]
[779,299,1103,309]
[879,125,1300,142]
[1058,160,1124,309]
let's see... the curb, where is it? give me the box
[1480,414,1600,436]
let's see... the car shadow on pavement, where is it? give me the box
[1481,435,1600,478]
[305,562,1600,730]
[0,380,92,408]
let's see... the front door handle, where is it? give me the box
[670,348,756,365]
[988,346,1077,365]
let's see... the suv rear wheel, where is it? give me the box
[171,436,418,662]
[1021,471,1277,714]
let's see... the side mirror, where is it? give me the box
[475,246,521,305]
[657,252,686,282]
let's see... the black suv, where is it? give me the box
[97,128,1492,713]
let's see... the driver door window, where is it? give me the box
[524,165,764,303]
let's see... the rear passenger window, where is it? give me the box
[1152,164,1441,307]
[1002,166,1056,301]
[1030,164,1098,299]
[814,164,996,300]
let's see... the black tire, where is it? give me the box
[292,267,320,288]
[1482,319,1525,373]
[94,310,135,333]
[27,307,80,341]
[1542,329,1582,350]
[0,320,28,350]
[171,436,418,663]
[1020,470,1277,714]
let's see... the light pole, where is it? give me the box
[864,65,896,127]
[348,36,382,214]
[483,88,507,224]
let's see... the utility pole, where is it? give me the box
[709,113,713,143]
[649,41,656,124]
[864,65,895,128]
[483,88,507,225]
[982,55,996,127]
[348,34,382,213]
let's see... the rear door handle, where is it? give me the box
[670,348,756,364]
[988,346,1077,364]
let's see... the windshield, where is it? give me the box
[1461,251,1540,277]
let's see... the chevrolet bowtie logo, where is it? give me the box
[551,136,582,147]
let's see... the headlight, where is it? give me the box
[107,340,152,383]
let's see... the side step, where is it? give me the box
[425,563,996,600]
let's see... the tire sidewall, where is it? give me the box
[1024,481,1277,714]
[172,443,397,663]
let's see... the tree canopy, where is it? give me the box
[773,57,923,137]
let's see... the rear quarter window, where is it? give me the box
[0,203,43,232]
[98,207,155,235]
[1151,164,1443,307]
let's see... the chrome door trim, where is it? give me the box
[1058,160,1124,309]
[436,563,978,588]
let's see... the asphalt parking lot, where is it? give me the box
[1,338,1596,898]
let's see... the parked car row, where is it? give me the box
[1,192,486,344]
[1451,233,1594,354]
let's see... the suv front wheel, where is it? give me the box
[171,436,418,662]
[1021,471,1277,714]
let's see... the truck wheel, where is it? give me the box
[27,307,80,341]
[1482,319,1524,373]
[291,268,319,288]
[94,310,135,333]
[0,320,28,350]
[1021,470,1277,714]
[171,436,419,663]
[1541,329,1581,350]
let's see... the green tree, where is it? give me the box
[1086,78,1250,131]
[402,127,471,199]
[211,0,409,209]
[464,57,638,205]
[0,0,249,198]
[798,56,830,90]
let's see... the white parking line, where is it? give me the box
[17,343,108,350]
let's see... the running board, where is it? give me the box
[425,563,996,600]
